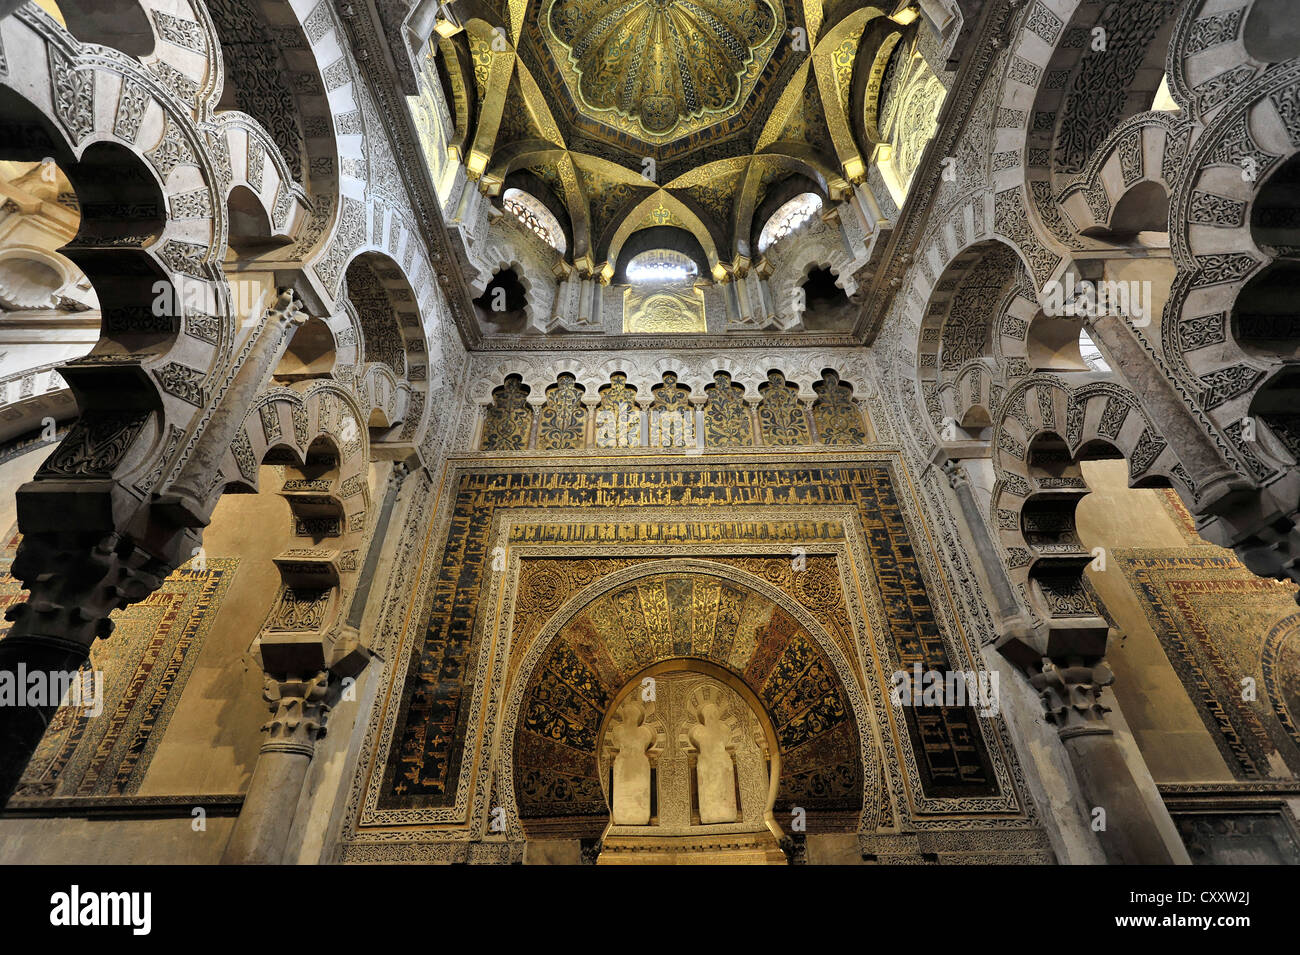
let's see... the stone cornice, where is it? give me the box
[470,330,866,351]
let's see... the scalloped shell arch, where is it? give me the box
[544,0,785,143]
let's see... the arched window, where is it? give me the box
[1079,329,1111,372]
[502,188,566,254]
[757,193,822,254]
[625,249,699,284]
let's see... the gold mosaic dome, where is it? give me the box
[543,0,784,142]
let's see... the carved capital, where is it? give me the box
[1029,657,1114,739]
[3,532,175,648]
[267,288,307,331]
[941,459,969,490]
[387,460,412,490]
[260,671,330,757]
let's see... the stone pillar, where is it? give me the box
[578,276,601,328]
[688,396,707,454]
[342,463,410,634]
[581,393,601,449]
[719,274,740,327]
[850,180,886,235]
[1031,657,1191,865]
[939,460,1187,864]
[221,463,411,863]
[746,396,763,447]
[220,673,330,865]
[526,394,545,449]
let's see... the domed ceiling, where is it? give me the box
[424,1,949,299]
[519,0,805,167]
[541,0,785,143]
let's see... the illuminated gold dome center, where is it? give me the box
[544,0,783,142]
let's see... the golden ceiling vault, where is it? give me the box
[428,0,942,293]
[542,0,785,142]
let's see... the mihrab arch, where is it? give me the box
[501,562,869,854]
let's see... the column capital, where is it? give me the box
[4,531,176,647]
[260,671,331,757]
[268,287,307,330]
[1029,657,1114,740]
[941,459,969,489]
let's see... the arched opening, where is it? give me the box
[61,141,166,242]
[511,568,864,862]
[32,0,156,59]
[344,253,413,378]
[225,185,284,257]
[39,139,172,351]
[0,114,161,437]
[958,405,992,442]
[625,249,698,284]
[1083,181,1170,241]
[1044,2,1179,179]
[1248,368,1300,464]
[473,267,528,333]
[274,317,336,382]
[612,225,710,284]
[1243,0,1300,63]
[206,0,311,186]
[502,187,566,254]
[0,161,94,440]
[757,192,823,254]
[0,251,66,311]
[479,374,532,450]
[1027,313,1089,371]
[799,266,852,329]
[1232,261,1300,360]
[1251,151,1300,255]
[751,174,825,255]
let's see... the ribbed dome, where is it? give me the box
[546,0,781,140]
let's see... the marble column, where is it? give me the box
[158,289,307,528]
[940,459,1032,642]
[940,459,1187,864]
[1031,656,1190,865]
[220,672,330,865]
